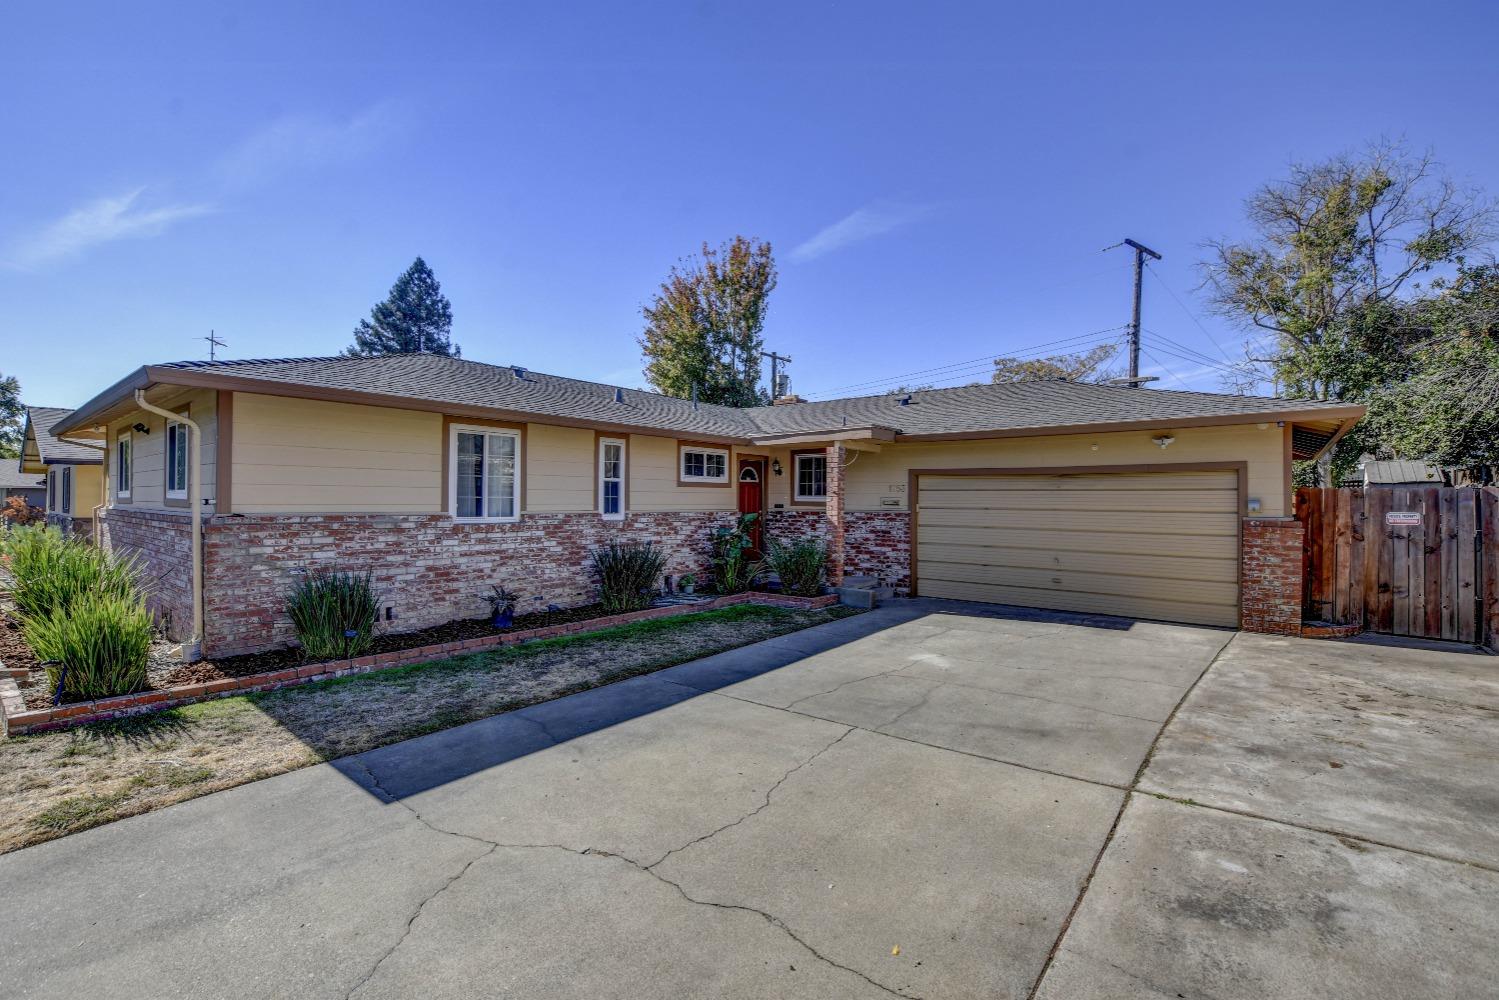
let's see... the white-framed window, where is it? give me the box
[47,470,57,512]
[166,417,189,499]
[794,452,828,501]
[680,446,729,483]
[116,431,132,499]
[61,467,72,514]
[450,424,520,521]
[599,437,625,520]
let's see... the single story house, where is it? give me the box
[50,354,1362,657]
[0,467,47,511]
[18,406,104,536]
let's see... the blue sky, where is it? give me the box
[4,1,1497,407]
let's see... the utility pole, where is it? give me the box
[202,330,227,361]
[1121,239,1161,385]
[762,349,792,399]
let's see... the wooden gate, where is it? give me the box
[1295,486,1499,646]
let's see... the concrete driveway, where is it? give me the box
[1,600,1495,999]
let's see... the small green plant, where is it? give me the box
[711,513,761,595]
[285,569,380,661]
[0,525,142,620]
[764,538,827,597]
[591,542,668,613]
[26,595,153,700]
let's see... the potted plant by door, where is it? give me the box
[485,585,518,629]
[678,574,696,595]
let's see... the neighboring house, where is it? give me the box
[50,355,1362,656]
[0,466,47,511]
[18,406,105,536]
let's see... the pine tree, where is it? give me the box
[0,373,21,460]
[346,257,459,357]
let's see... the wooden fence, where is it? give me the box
[1295,486,1499,647]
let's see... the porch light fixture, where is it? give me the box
[132,422,151,435]
[771,459,783,476]
[1152,435,1176,449]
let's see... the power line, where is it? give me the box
[803,325,1130,398]
[1138,346,1193,390]
[1143,262,1235,363]
[1144,328,1246,376]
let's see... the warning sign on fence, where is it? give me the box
[1386,511,1423,526]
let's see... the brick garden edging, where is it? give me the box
[0,592,839,737]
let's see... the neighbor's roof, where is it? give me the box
[23,406,105,465]
[51,353,1364,443]
[0,466,45,490]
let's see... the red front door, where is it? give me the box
[737,462,764,553]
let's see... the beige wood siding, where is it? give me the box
[232,393,441,514]
[106,388,218,514]
[915,469,1240,627]
[526,424,595,513]
[628,434,739,512]
[844,423,1286,516]
[69,465,103,517]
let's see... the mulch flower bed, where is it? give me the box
[4,597,771,712]
[165,603,618,685]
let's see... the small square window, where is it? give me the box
[680,446,729,483]
[795,453,827,501]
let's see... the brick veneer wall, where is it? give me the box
[845,511,912,590]
[1241,517,1305,636]
[100,508,195,641]
[764,509,829,546]
[200,511,736,657]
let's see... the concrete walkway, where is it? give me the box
[1,600,1495,999]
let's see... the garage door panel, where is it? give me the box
[919,507,1238,537]
[917,525,1240,561]
[920,471,1238,492]
[916,579,1240,628]
[917,543,1239,584]
[917,560,1240,607]
[914,469,1241,627]
[917,488,1239,513]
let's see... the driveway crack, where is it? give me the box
[646,726,856,869]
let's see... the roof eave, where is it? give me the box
[749,425,900,447]
[48,367,154,437]
[893,405,1368,443]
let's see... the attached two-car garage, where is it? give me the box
[912,467,1242,628]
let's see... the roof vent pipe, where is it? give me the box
[512,366,528,380]
[897,394,912,406]
[613,387,624,404]
[691,383,699,411]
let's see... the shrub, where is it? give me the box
[27,595,153,700]
[764,539,827,597]
[0,525,142,620]
[1,496,43,527]
[591,541,668,613]
[285,569,380,661]
[711,514,761,595]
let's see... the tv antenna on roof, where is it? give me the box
[203,329,227,361]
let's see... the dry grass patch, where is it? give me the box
[0,603,858,853]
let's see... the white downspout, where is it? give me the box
[133,390,203,659]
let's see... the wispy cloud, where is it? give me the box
[215,102,406,190]
[4,188,213,269]
[789,202,935,263]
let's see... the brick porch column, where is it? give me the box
[1241,517,1304,635]
[825,443,846,586]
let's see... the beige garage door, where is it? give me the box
[915,469,1241,627]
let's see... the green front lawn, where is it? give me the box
[0,602,858,853]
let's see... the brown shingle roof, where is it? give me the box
[59,353,1359,442]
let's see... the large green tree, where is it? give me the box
[0,373,22,460]
[991,343,1121,384]
[346,257,458,357]
[640,236,777,406]
[1203,142,1496,480]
